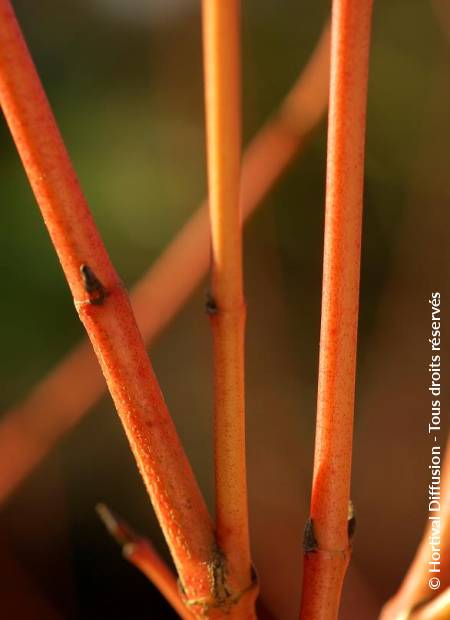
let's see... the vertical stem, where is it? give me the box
[201,0,255,607]
[300,2,373,619]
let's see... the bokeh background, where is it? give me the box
[0,0,449,618]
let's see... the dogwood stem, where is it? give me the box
[299,1,373,618]
[201,0,257,614]
[0,0,218,611]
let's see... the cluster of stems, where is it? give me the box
[0,0,259,616]
[0,20,331,510]
[2,0,446,619]
[0,1,331,614]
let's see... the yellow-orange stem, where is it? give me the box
[201,0,255,609]
[0,23,330,508]
[300,2,373,618]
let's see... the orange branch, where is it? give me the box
[300,2,373,618]
[0,22,331,507]
[380,436,450,620]
[410,588,450,620]
[96,504,193,620]
[201,1,256,613]
[0,0,217,610]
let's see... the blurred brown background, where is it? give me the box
[0,0,449,618]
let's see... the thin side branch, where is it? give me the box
[409,588,450,620]
[300,2,373,618]
[0,1,217,610]
[201,0,257,613]
[380,436,450,620]
[0,22,331,506]
[96,504,192,620]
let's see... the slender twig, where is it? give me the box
[201,0,257,612]
[380,436,450,620]
[96,503,193,620]
[409,588,450,620]
[0,1,218,612]
[299,2,373,618]
[0,22,331,506]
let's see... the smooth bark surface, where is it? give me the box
[300,1,373,618]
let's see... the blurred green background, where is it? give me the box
[0,1,449,618]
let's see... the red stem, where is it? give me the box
[0,0,217,609]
